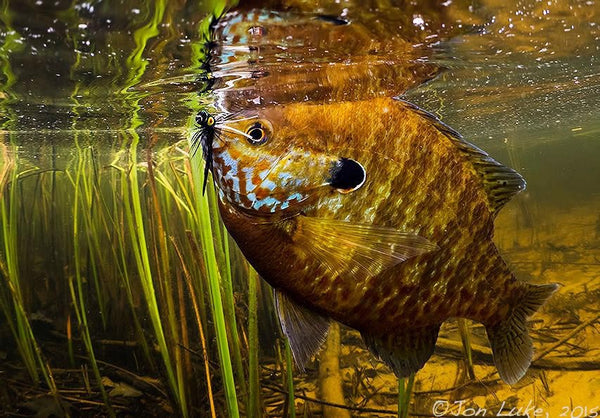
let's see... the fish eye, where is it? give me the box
[196,110,211,127]
[246,122,268,145]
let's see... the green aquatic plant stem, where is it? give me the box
[0,3,57,396]
[122,132,184,416]
[68,142,114,416]
[170,234,217,418]
[397,374,415,418]
[0,152,59,403]
[458,318,475,379]
[0,160,36,383]
[284,339,296,418]
[191,155,239,417]
[117,2,190,411]
[107,152,155,370]
[248,266,261,417]
[206,182,247,398]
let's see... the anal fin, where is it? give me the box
[274,289,331,370]
[361,325,441,378]
[486,282,558,384]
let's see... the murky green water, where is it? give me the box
[1,1,599,417]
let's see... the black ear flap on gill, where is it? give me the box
[328,158,366,192]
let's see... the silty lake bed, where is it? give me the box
[0,0,599,417]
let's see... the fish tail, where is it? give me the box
[486,282,559,384]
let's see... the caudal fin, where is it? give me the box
[486,283,559,384]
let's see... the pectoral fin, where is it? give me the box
[274,289,331,370]
[292,216,437,281]
[362,325,441,378]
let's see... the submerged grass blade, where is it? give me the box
[248,266,261,417]
[0,145,61,409]
[190,151,239,417]
[284,338,296,418]
[207,182,247,398]
[66,142,114,416]
[458,318,475,380]
[170,235,217,418]
[397,374,415,418]
[121,132,183,414]
[145,144,190,415]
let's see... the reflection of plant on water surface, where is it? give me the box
[1,0,599,417]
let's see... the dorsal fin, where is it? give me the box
[394,97,526,213]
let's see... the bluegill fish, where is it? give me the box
[193,97,558,384]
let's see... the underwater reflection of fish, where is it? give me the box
[193,97,558,384]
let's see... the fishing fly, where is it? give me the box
[191,109,258,194]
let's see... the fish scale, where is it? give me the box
[198,96,558,385]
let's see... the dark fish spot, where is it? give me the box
[460,288,473,304]
[328,158,366,191]
[340,287,350,302]
[317,15,349,25]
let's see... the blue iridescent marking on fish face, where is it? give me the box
[278,171,293,183]
[243,167,255,193]
[245,190,306,213]
[261,179,278,192]
[250,194,281,211]
[215,149,242,194]
[220,49,235,63]
[279,192,305,211]
[288,192,303,201]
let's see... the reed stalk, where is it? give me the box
[170,235,217,418]
[0,2,60,402]
[284,339,296,418]
[248,266,261,417]
[397,374,415,418]
[458,318,475,379]
[190,151,240,417]
[146,144,190,415]
[207,180,247,398]
[121,130,184,414]
[107,152,155,370]
[117,2,190,414]
[0,147,59,401]
[66,142,113,416]
[185,7,244,414]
